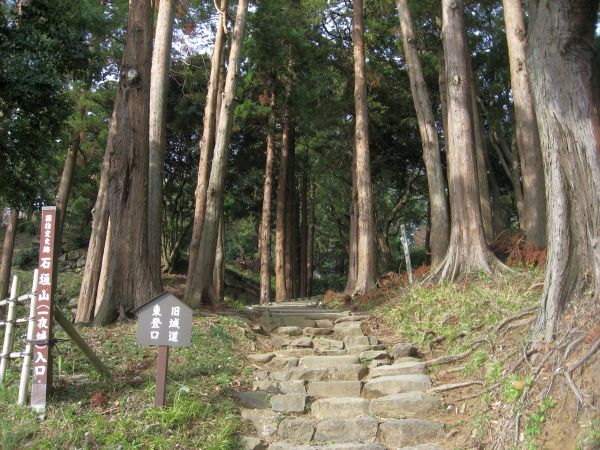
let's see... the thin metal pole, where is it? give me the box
[18,270,38,404]
[155,345,169,407]
[0,276,19,384]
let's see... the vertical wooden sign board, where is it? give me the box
[31,206,57,413]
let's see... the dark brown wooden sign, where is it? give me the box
[31,206,57,413]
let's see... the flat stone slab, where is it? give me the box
[307,381,363,398]
[271,368,329,382]
[313,338,344,350]
[253,380,280,394]
[390,343,418,359]
[270,393,307,413]
[277,417,315,444]
[334,321,364,338]
[346,345,386,355]
[397,445,445,450]
[315,319,334,328]
[290,337,314,348]
[311,397,369,419]
[378,419,444,448]
[242,408,280,439]
[275,349,315,358]
[315,349,347,356]
[249,353,276,363]
[324,445,386,450]
[313,416,379,444]
[363,374,432,398]
[238,391,271,409]
[328,364,369,381]
[279,380,307,394]
[369,361,426,378]
[240,435,267,450]
[303,327,334,336]
[369,392,442,418]
[334,315,369,323]
[268,444,319,450]
[299,355,359,369]
[359,350,390,361]
[272,336,291,348]
[344,335,378,348]
[276,326,303,336]
[266,357,300,370]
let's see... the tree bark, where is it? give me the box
[285,131,296,298]
[186,0,228,293]
[186,0,249,308]
[0,208,17,303]
[76,153,110,323]
[275,107,291,302]
[430,0,505,281]
[351,0,377,294]
[94,0,158,325]
[345,148,359,293]
[299,162,308,298]
[213,211,225,301]
[306,183,315,297]
[503,0,546,248]
[396,0,449,267]
[148,0,176,285]
[259,89,276,304]
[55,130,81,253]
[527,0,600,341]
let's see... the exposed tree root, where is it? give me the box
[428,380,482,393]
[565,336,600,406]
[424,338,486,367]
[495,306,537,332]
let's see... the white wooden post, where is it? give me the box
[400,224,413,284]
[0,276,19,383]
[18,270,39,404]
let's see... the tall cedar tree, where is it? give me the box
[187,0,249,308]
[351,0,377,294]
[93,0,159,324]
[430,0,505,280]
[527,0,600,340]
[502,0,546,248]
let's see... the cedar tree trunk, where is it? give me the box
[527,0,600,341]
[0,208,18,302]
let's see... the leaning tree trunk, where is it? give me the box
[351,0,377,294]
[430,0,505,281]
[94,0,158,325]
[275,106,293,302]
[259,89,276,304]
[527,0,600,341]
[503,0,546,249]
[148,0,176,284]
[55,129,81,253]
[186,0,249,308]
[396,0,449,267]
[186,0,228,293]
[76,150,110,323]
[213,211,225,301]
[0,208,18,303]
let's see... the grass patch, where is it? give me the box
[0,315,253,449]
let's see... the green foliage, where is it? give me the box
[523,398,555,449]
[503,374,533,403]
[12,246,37,269]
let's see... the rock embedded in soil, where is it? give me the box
[324,444,386,450]
[248,353,276,364]
[362,374,432,398]
[333,321,364,338]
[290,337,313,348]
[313,338,344,350]
[240,435,267,450]
[299,355,359,369]
[270,393,307,413]
[274,349,314,358]
[344,335,378,348]
[241,408,281,439]
[238,391,271,409]
[368,392,442,418]
[334,315,369,323]
[359,350,390,361]
[272,336,291,348]
[266,357,300,370]
[369,361,426,378]
[271,368,329,382]
[303,327,334,336]
[253,380,280,394]
[277,417,315,444]
[390,343,418,359]
[279,380,307,394]
[327,364,369,381]
[311,397,369,419]
[268,444,319,450]
[312,416,379,444]
[276,326,303,336]
[315,319,334,328]
[307,381,363,398]
[378,419,444,448]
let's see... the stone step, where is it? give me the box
[240,435,267,450]
[249,353,276,363]
[312,416,379,444]
[389,343,418,359]
[303,327,334,337]
[276,417,315,444]
[241,408,281,440]
[344,335,379,348]
[313,337,344,351]
[363,374,432,398]
[311,397,369,419]
[268,444,386,450]
[333,321,364,338]
[368,392,442,418]
[265,357,299,370]
[275,348,315,358]
[270,393,307,413]
[328,364,369,381]
[307,381,362,398]
[238,391,271,409]
[276,326,304,336]
[334,315,369,323]
[315,349,347,357]
[271,368,329,382]
[397,445,445,450]
[378,419,445,448]
[368,361,426,378]
[299,355,360,368]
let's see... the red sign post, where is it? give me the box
[31,206,57,412]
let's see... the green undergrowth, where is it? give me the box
[378,269,542,352]
[0,315,253,449]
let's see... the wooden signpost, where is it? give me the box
[135,292,193,406]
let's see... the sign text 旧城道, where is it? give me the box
[135,292,193,348]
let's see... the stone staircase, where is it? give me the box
[238,302,447,450]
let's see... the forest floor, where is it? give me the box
[1,229,599,449]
